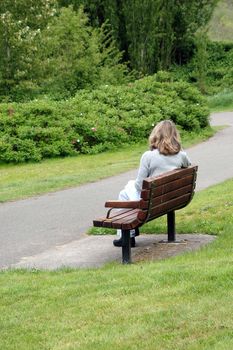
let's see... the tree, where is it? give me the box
[0,0,57,101]
[38,6,129,99]
[192,30,209,93]
[172,0,219,65]
[58,0,219,74]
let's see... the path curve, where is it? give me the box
[0,112,233,269]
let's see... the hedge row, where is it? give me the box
[0,73,209,163]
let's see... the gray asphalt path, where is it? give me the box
[0,112,233,269]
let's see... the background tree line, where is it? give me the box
[0,0,218,101]
[58,0,219,72]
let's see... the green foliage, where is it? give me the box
[171,40,233,94]
[0,0,57,102]
[38,7,129,100]
[192,31,209,93]
[0,74,209,163]
[61,0,218,73]
[206,41,233,92]
[0,0,221,102]
[0,3,130,102]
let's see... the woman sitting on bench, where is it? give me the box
[113,119,191,248]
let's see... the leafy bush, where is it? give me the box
[0,5,131,102]
[171,41,233,94]
[0,73,209,163]
[206,41,233,92]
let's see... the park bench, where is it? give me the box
[93,165,198,264]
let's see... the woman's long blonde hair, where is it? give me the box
[149,120,181,155]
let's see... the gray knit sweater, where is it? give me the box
[134,149,191,192]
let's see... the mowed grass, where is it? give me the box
[0,127,216,202]
[0,179,233,350]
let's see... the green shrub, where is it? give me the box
[171,41,233,95]
[0,73,209,163]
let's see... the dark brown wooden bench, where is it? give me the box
[93,165,198,264]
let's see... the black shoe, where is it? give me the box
[113,238,123,247]
[113,237,136,247]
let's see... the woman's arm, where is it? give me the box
[134,152,150,192]
[182,151,191,167]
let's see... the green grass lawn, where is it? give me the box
[0,178,233,349]
[0,127,217,202]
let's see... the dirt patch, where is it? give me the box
[132,234,216,263]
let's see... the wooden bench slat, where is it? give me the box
[107,212,141,230]
[107,208,134,219]
[102,209,140,228]
[146,193,191,221]
[150,184,193,207]
[141,189,150,200]
[120,219,142,230]
[93,208,134,226]
[136,210,150,222]
[143,166,197,189]
[113,217,141,230]
[112,209,146,229]
[151,175,195,197]
[93,219,105,227]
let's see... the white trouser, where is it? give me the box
[117,180,141,238]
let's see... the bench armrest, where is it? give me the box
[105,200,143,219]
[105,200,141,209]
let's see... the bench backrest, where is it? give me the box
[137,165,198,224]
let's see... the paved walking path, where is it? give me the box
[0,112,233,269]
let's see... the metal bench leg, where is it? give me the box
[167,211,175,242]
[122,229,131,264]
